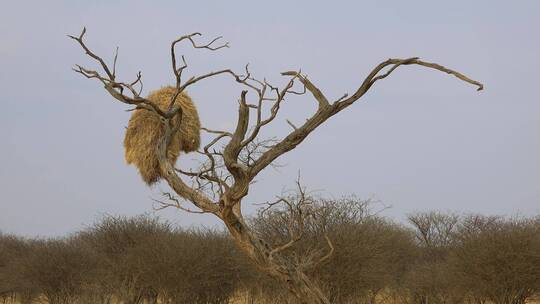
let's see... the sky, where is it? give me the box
[1,1,539,237]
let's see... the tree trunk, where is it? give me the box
[222,207,330,304]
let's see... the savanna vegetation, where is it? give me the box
[1,198,539,304]
[11,30,533,302]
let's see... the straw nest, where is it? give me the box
[124,86,201,185]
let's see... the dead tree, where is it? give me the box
[69,28,483,304]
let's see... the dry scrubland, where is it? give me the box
[3,295,540,304]
[1,200,539,304]
[2,295,540,304]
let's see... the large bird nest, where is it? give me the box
[124,86,201,185]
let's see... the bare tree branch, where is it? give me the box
[311,234,334,267]
[340,57,484,110]
[249,58,483,179]
[152,192,208,214]
[68,27,115,80]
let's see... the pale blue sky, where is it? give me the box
[1,1,539,236]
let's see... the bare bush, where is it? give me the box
[0,233,37,304]
[450,216,540,304]
[2,211,540,303]
[148,229,240,304]
[75,215,239,304]
[249,195,416,304]
[9,238,93,304]
[76,215,174,304]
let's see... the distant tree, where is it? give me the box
[405,212,463,304]
[69,27,482,303]
[407,212,459,255]
[318,212,416,304]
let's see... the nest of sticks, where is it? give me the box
[123,86,201,185]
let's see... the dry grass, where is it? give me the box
[3,296,540,304]
[208,290,540,304]
[123,86,200,185]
